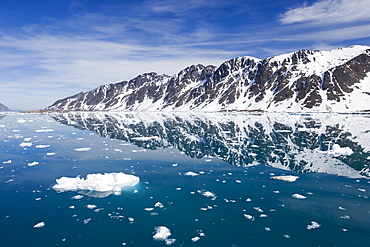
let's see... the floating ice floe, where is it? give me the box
[307,221,321,230]
[74,148,91,152]
[201,191,216,198]
[46,153,56,156]
[153,226,176,245]
[33,222,45,228]
[52,172,140,197]
[270,175,299,182]
[36,145,50,148]
[28,161,39,166]
[3,160,11,164]
[35,129,54,133]
[86,204,97,209]
[184,171,199,177]
[20,142,32,147]
[291,193,307,199]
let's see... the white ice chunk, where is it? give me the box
[71,195,83,200]
[307,221,321,230]
[33,222,45,228]
[74,148,91,152]
[35,129,54,133]
[202,191,216,198]
[191,236,200,242]
[36,145,50,148]
[292,193,307,199]
[46,153,56,156]
[184,171,199,177]
[153,226,171,241]
[20,142,32,147]
[86,204,97,209]
[53,172,140,195]
[3,160,11,164]
[270,175,299,182]
[28,161,39,166]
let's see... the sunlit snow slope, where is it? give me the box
[46,45,370,112]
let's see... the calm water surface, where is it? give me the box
[0,112,369,246]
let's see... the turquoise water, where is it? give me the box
[1,112,369,246]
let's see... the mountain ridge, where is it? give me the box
[46,45,370,112]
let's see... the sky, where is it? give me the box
[0,0,369,110]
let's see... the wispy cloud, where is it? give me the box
[279,0,370,25]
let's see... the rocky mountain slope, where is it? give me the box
[46,45,370,112]
[0,103,10,111]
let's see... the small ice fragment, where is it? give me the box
[236,180,242,183]
[153,226,171,241]
[339,206,346,211]
[128,217,134,222]
[69,206,75,209]
[270,175,299,182]
[33,222,45,228]
[145,208,154,211]
[35,129,54,133]
[165,239,176,245]
[260,214,267,218]
[24,138,32,142]
[154,202,164,208]
[244,214,254,220]
[3,160,11,164]
[74,148,91,152]
[172,163,178,167]
[20,142,32,147]
[71,195,84,200]
[191,236,200,242]
[36,145,50,148]
[86,204,97,210]
[83,218,91,225]
[292,194,306,199]
[35,198,41,201]
[358,188,366,192]
[28,161,39,166]
[265,227,272,231]
[246,198,252,202]
[340,215,350,219]
[283,234,290,238]
[17,119,27,123]
[307,221,321,230]
[46,153,56,156]
[184,171,199,177]
[202,191,216,198]
[253,207,263,213]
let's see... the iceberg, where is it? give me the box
[153,226,176,245]
[52,172,140,196]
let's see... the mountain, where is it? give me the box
[46,45,370,112]
[0,103,10,111]
[51,112,370,178]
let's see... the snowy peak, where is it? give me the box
[0,103,10,111]
[46,45,370,112]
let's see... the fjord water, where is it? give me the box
[1,112,369,247]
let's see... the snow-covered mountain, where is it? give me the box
[51,112,370,178]
[46,45,370,112]
[0,103,10,111]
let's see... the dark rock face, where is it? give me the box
[0,103,10,111]
[46,46,370,112]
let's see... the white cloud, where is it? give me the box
[279,0,370,25]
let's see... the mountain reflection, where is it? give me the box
[52,112,370,178]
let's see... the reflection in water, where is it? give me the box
[52,112,370,178]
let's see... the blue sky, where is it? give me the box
[0,0,369,110]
